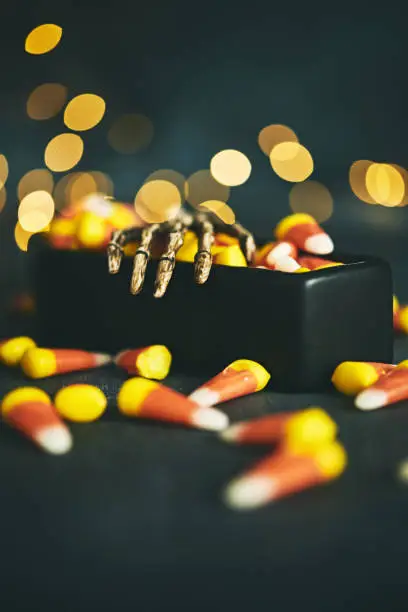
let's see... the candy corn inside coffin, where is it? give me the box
[115,346,172,380]
[213,245,247,267]
[355,363,408,410]
[189,359,271,407]
[223,441,347,510]
[253,241,298,267]
[394,305,408,334]
[21,348,111,379]
[0,336,37,366]
[117,378,229,431]
[1,387,72,454]
[275,213,334,255]
[332,361,396,396]
[298,256,343,270]
[55,384,107,422]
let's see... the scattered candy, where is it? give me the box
[189,359,270,407]
[1,387,72,455]
[21,348,111,379]
[355,362,408,411]
[55,384,107,422]
[223,440,347,510]
[0,336,37,366]
[117,377,229,431]
[114,345,172,379]
[275,213,334,255]
[332,361,396,396]
[282,407,337,454]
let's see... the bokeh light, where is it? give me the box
[69,172,98,202]
[15,223,33,252]
[25,24,62,55]
[365,163,405,207]
[270,142,314,182]
[0,154,9,190]
[53,171,113,210]
[258,124,298,156]
[0,187,6,214]
[144,169,185,198]
[185,170,230,208]
[26,83,67,120]
[18,169,54,200]
[210,150,252,187]
[134,180,182,223]
[390,165,408,206]
[349,160,376,204]
[44,133,84,172]
[200,200,236,224]
[64,94,106,131]
[18,191,55,232]
[289,180,334,222]
[108,114,154,153]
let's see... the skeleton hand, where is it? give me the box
[107,208,256,298]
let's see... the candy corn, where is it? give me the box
[117,377,229,431]
[176,231,198,262]
[394,305,408,334]
[1,387,72,454]
[75,212,112,249]
[115,346,172,380]
[298,256,343,270]
[275,213,334,255]
[0,336,36,366]
[189,359,270,407]
[213,245,247,267]
[253,241,298,267]
[48,217,77,250]
[355,362,408,410]
[221,407,336,449]
[332,361,396,396]
[21,348,111,379]
[223,441,347,510]
[55,384,107,422]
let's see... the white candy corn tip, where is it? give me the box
[304,234,334,255]
[223,476,275,510]
[355,389,387,411]
[192,406,229,431]
[113,350,128,365]
[266,243,292,263]
[219,423,245,443]
[189,388,220,407]
[95,353,112,366]
[36,426,73,455]
[274,256,300,273]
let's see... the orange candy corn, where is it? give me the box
[355,362,408,410]
[117,378,229,431]
[253,241,298,267]
[331,361,396,395]
[21,348,111,379]
[223,441,347,510]
[275,213,334,255]
[1,387,72,454]
[221,412,297,444]
[114,346,172,380]
[394,305,408,334]
[298,256,343,270]
[0,336,37,366]
[188,359,270,407]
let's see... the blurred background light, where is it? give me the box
[210,149,252,186]
[289,180,334,222]
[18,190,55,232]
[390,165,408,206]
[349,160,376,204]
[258,124,298,156]
[200,200,236,224]
[144,170,186,199]
[26,83,68,120]
[25,24,62,55]
[64,94,106,131]
[0,154,9,190]
[270,142,314,182]
[53,171,113,211]
[0,187,6,215]
[134,179,182,223]
[365,163,405,207]
[44,133,84,172]
[185,170,230,208]
[17,169,54,200]
[108,114,154,154]
[14,223,33,252]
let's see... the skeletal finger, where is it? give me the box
[130,224,160,295]
[194,214,214,285]
[232,222,257,263]
[107,228,139,274]
[154,220,187,298]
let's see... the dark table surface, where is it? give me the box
[1,255,408,612]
